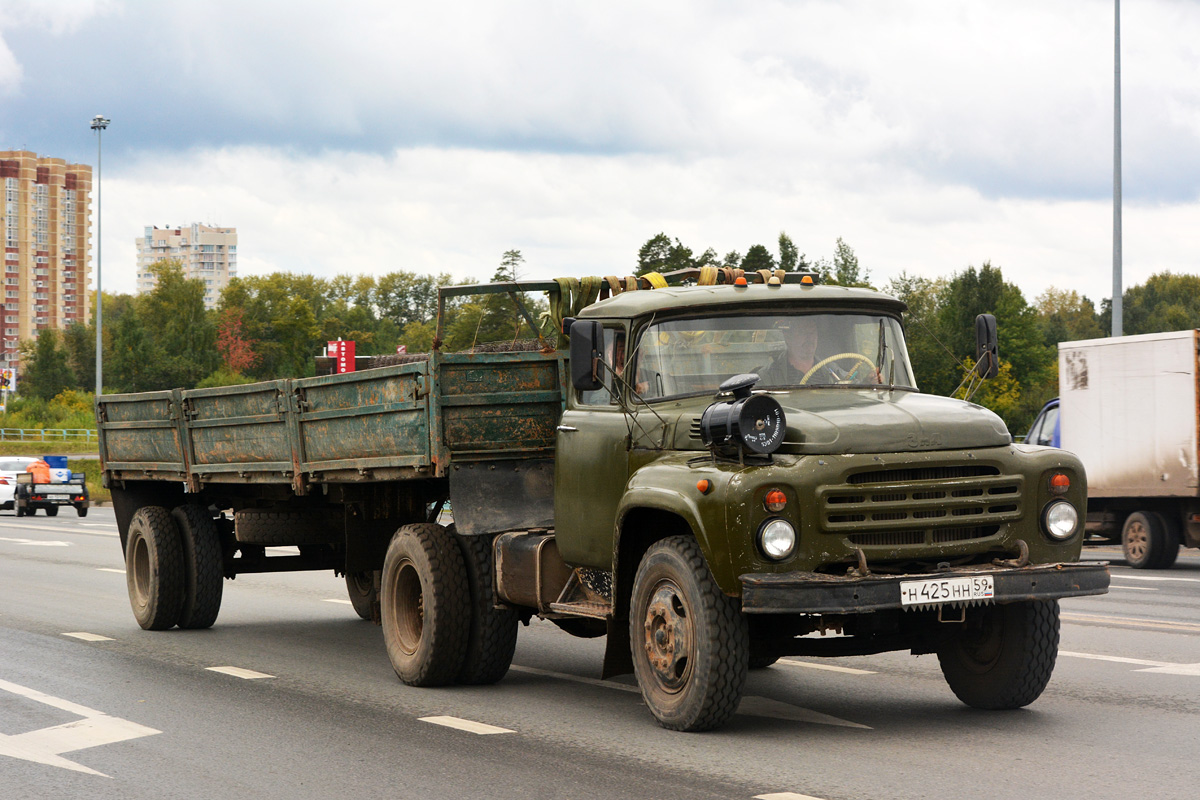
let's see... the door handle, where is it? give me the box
[556,425,578,432]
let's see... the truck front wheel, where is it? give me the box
[381,523,470,687]
[1122,511,1177,570]
[937,600,1059,710]
[629,536,749,731]
[125,506,186,631]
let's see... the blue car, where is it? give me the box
[1025,398,1060,448]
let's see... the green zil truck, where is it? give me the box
[97,274,1109,731]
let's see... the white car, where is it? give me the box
[0,457,36,510]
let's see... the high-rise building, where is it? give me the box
[0,151,92,370]
[136,223,238,309]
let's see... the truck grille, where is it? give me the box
[820,465,1022,542]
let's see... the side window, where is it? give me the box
[577,325,626,407]
[1037,406,1059,446]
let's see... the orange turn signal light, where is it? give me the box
[697,479,711,494]
[800,275,814,285]
[764,489,787,513]
[734,276,748,287]
[1050,473,1070,495]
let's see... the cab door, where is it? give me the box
[554,323,631,569]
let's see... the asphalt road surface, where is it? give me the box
[2,508,1197,800]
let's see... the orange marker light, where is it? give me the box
[1050,473,1070,494]
[764,489,787,512]
[800,275,814,285]
[697,479,711,494]
[734,276,748,287]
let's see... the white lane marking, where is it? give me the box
[419,716,514,735]
[777,658,877,675]
[755,794,829,800]
[323,599,354,605]
[0,536,69,547]
[97,568,125,574]
[1062,612,1200,634]
[0,521,115,537]
[1111,574,1200,584]
[266,546,299,554]
[206,666,274,680]
[0,677,160,777]
[507,665,869,728]
[1059,651,1200,675]
[1108,585,1159,592]
[62,632,114,642]
[79,523,118,528]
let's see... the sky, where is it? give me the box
[1,0,1198,306]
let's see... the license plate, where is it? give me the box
[899,575,994,606]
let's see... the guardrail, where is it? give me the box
[0,428,98,443]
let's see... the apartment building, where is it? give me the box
[136,223,237,309]
[0,150,92,370]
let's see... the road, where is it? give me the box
[1,509,1197,800]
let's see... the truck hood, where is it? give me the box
[773,389,1012,454]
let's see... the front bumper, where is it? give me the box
[741,562,1110,614]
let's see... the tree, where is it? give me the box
[61,321,95,391]
[1035,288,1103,345]
[216,307,258,375]
[722,250,742,269]
[1108,272,1200,335]
[139,259,218,387]
[637,233,673,275]
[829,237,870,287]
[740,244,776,273]
[20,329,74,400]
[778,232,799,272]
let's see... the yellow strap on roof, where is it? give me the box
[642,271,668,289]
[698,266,719,286]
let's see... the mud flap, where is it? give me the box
[601,616,634,679]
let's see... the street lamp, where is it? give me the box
[90,114,109,395]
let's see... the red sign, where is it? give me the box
[328,340,356,373]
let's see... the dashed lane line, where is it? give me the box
[1059,650,1200,676]
[419,716,515,735]
[1062,611,1200,634]
[323,599,354,605]
[1111,573,1200,584]
[777,658,876,675]
[0,536,69,547]
[62,632,114,642]
[206,666,274,680]
[0,521,116,537]
[755,794,828,800]
[1107,585,1159,591]
[97,568,125,574]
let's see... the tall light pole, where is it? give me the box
[90,114,109,395]
[1112,0,1123,337]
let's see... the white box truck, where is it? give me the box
[1026,329,1199,568]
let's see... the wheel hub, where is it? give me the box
[641,582,692,692]
[1125,520,1148,561]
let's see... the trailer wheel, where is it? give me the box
[234,509,339,546]
[1122,511,1172,570]
[172,504,224,630]
[937,600,1059,709]
[454,529,518,685]
[345,572,377,621]
[76,504,88,517]
[381,523,469,686]
[629,536,749,731]
[125,506,186,631]
[45,505,58,517]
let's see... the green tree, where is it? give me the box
[778,232,799,271]
[61,321,95,391]
[1035,288,1104,345]
[722,250,742,269]
[20,329,74,400]
[637,233,673,275]
[829,237,870,287]
[108,309,158,392]
[1107,272,1200,335]
[140,259,219,387]
[740,244,776,273]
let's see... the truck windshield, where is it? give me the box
[632,312,916,400]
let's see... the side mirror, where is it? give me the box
[974,314,999,379]
[569,319,604,391]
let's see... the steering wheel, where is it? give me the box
[800,352,879,385]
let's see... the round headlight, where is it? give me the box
[1043,500,1079,540]
[759,518,796,560]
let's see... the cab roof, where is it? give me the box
[576,282,907,319]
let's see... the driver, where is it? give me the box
[759,316,838,386]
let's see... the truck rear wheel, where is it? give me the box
[629,536,749,731]
[454,529,518,685]
[381,523,470,687]
[1122,511,1174,570]
[125,506,186,631]
[345,572,377,620]
[937,600,1059,709]
[172,504,224,630]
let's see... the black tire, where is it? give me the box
[629,536,749,731]
[45,505,59,517]
[454,529,518,685]
[345,571,377,621]
[76,504,88,517]
[1154,512,1182,569]
[15,503,25,517]
[381,523,470,687]
[125,506,186,631]
[1122,511,1171,570]
[937,600,1060,709]
[172,504,224,630]
[748,652,781,670]
[234,509,339,546]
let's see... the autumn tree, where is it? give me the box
[216,307,258,375]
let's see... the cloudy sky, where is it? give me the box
[1,0,1197,305]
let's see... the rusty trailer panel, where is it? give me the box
[96,389,189,481]
[181,380,295,483]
